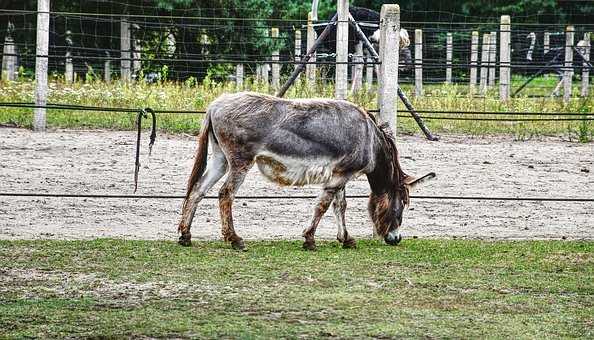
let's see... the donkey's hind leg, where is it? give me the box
[333,187,356,249]
[218,160,253,250]
[178,141,228,246]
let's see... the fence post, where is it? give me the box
[294,29,301,82]
[563,26,574,103]
[446,32,452,84]
[120,17,131,82]
[104,52,111,83]
[236,64,244,90]
[479,33,489,95]
[335,0,349,100]
[488,31,497,86]
[499,15,511,101]
[2,23,17,81]
[365,50,373,88]
[132,37,142,78]
[34,0,50,131]
[306,12,317,87]
[271,27,280,91]
[255,65,262,82]
[414,29,423,96]
[64,30,74,83]
[544,31,550,54]
[351,41,363,93]
[470,31,479,94]
[378,4,400,133]
[581,32,591,97]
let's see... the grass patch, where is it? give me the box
[0,76,592,139]
[0,239,592,338]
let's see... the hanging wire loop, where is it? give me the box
[134,108,157,193]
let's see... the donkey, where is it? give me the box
[177,92,435,250]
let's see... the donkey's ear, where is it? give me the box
[404,172,436,191]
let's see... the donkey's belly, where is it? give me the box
[255,153,335,186]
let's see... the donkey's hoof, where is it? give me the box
[231,239,246,251]
[342,238,357,249]
[302,241,317,251]
[178,233,192,247]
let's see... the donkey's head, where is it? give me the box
[368,123,435,245]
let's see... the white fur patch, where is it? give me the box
[255,152,337,186]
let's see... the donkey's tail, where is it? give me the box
[183,113,212,205]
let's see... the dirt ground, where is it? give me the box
[0,127,592,241]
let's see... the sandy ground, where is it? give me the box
[0,127,592,241]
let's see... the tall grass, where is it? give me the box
[0,76,592,140]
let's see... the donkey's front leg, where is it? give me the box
[333,187,356,249]
[302,187,338,251]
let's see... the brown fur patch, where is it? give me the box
[368,192,396,237]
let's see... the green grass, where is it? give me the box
[1,239,593,338]
[0,75,592,140]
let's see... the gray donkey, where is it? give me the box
[178,92,435,250]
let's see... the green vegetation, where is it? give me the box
[0,239,592,338]
[0,77,592,140]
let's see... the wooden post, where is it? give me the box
[414,29,423,96]
[446,32,452,84]
[488,31,497,86]
[351,41,363,93]
[377,4,400,133]
[2,26,17,81]
[64,30,74,83]
[236,64,244,90]
[544,32,550,54]
[104,52,111,83]
[470,31,479,94]
[479,33,489,95]
[365,50,374,88]
[581,32,590,97]
[294,29,301,82]
[120,17,131,82]
[132,38,142,78]
[563,26,574,103]
[262,63,270,86]
[499,15,511,101]
[34,0,50,131]
[335,0,349,100]
[306,12,317,87]
[271,28,280,91]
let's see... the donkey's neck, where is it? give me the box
[366,137,395,195]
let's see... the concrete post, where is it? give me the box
[335,0,349,100]
[479,33,489,95]
[64,30,74,83]
[365,50,373,88]
[132,38,142,77]
[104,52,111,83]
[414,29,423,96]
[351,41,363,93]
[120,17,131,82]
[377,4,400,133]
[581,32,590,97]
[470,31,479,94]
[236,64,244,90]
[488,31,497,86]
[294,29,301,82]
[544,32,550,54]
[34,0,50,131]
[499,15,511,101]
[446,32,452,84]
[2,30,17,81]
[271,28,280,91]
[563,26,574,103]
[306,12,317,87]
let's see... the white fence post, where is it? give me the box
[306,12,317,87]
[499,15,511,101]
[479,33,489,95]
[132,37,142,78]
[378,4,400,133]
[2,25,17,81]
[544,32,550,54]
[120,17,131,82]
[104,52,111,83]
[236,64,244,90]
[351,41,363,93]
[335,0,349,100]
[446,32,452,84]
[34,0,50,131]
[470,31,478,94]
[563,26,574,103]
[271,27,280,91]
[255,65,262,82]
[294,29,301,82]
[64,30,74,83]
[488,31,497,86]
[415,29,423,96]
[581,32,591,97]
[365,50,374,88]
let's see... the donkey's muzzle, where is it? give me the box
[384,233,402,246]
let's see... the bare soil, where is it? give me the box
[0,128,592,241]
